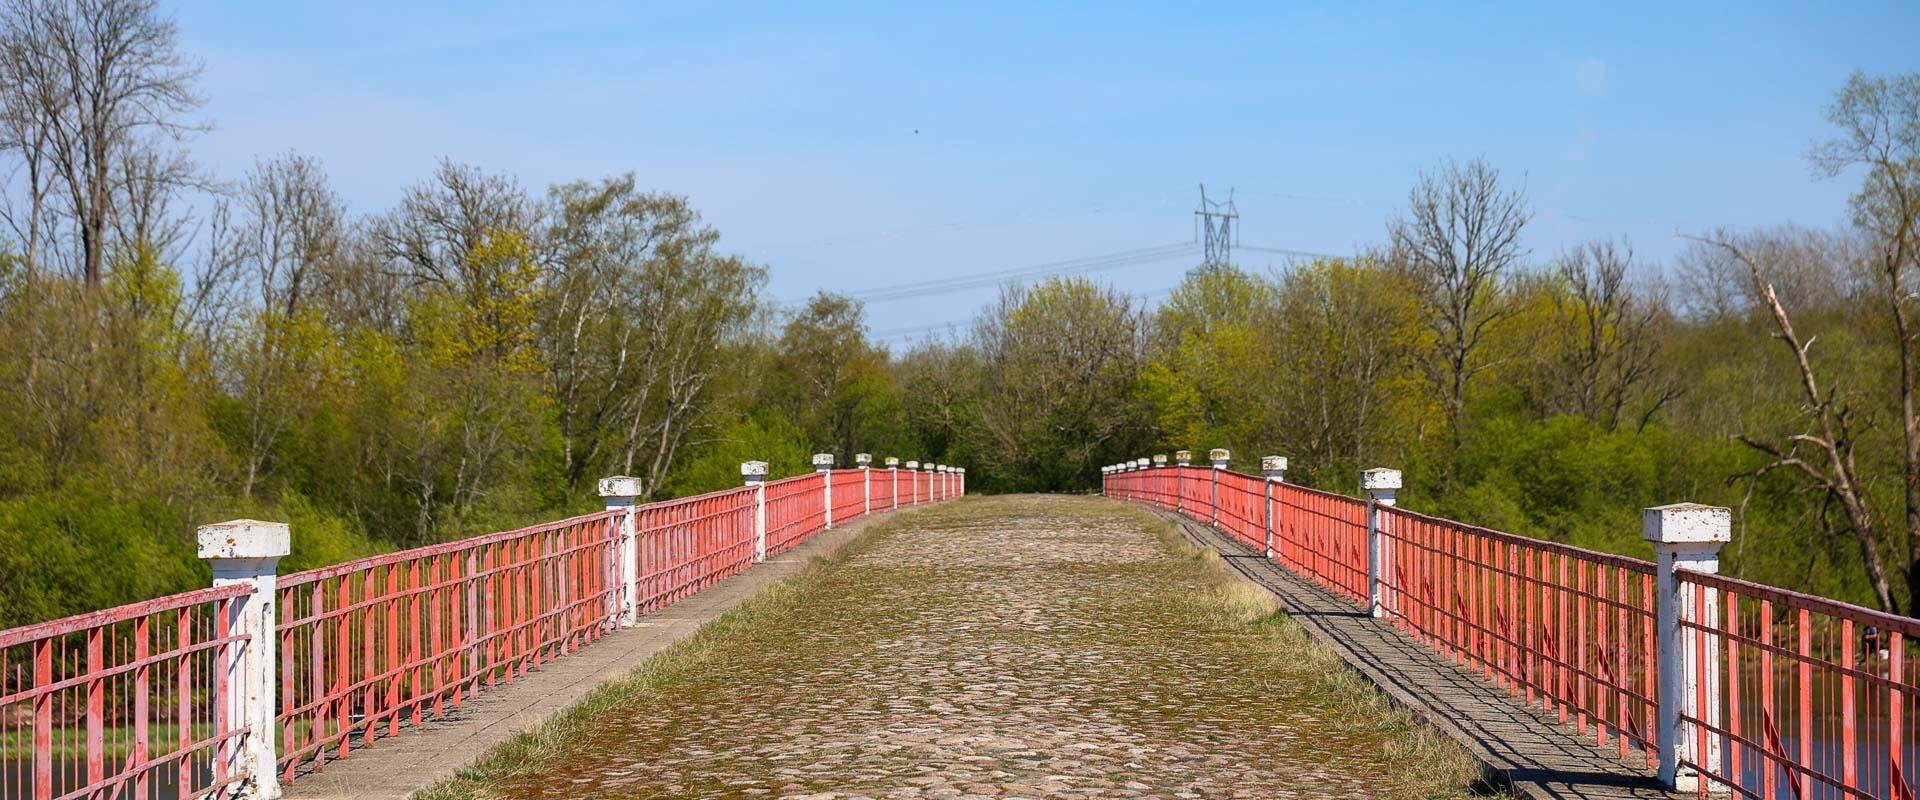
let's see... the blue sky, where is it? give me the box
[174,2,1920,343]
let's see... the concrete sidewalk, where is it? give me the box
[281,506,916,800]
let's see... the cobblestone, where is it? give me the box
[487,495,1426,799]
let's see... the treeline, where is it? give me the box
[0,0,1913,626]
[846,72,1920,616]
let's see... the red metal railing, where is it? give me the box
[1681,571,1920,800]
[1106,463,1920,799]
[829,469,869,524]
[1,585,253,800]
[2,461,963,796]
[1379,505,1658,765]
[766,471,828,557]
[1271,480,1370,603]
[273,510,622,779]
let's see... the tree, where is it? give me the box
[1538,239,1673,432]
[766,292,891,458]
[1388,157,1531,455]
[1810,71,1920,610]
[543,176,764,497]
[973,277,1149,491]
[1143,264,1280,461]
[0,0,203,286]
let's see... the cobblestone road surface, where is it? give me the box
[493,495,1416,799]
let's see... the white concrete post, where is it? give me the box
[905,461,920,504]
[1173,450,1192,512]
[856,453,872,515]
[198,519,290,800]
[1644,503,1731,792]
[886,457,900,509]
[597,476,643,627]
[1361,468,1401,619]
[743,462,768,561]
[1209,448,1230,524]
[935,465,947,501]
[927,464,940,502]
[813,454,834,528]
[957,467,965,496]
[1262,456,1288,559]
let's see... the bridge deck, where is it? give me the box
[1154,507,1678,800]
[411,494,1500,799]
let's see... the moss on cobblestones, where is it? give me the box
[420,496,1501,800]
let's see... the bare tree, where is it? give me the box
[237,151,346,315]
[1388,157,1531,451]
[370,159,533,290]
[1811,71,1920,609]
[1544,239,1674,431]
[1698,229,1899,612]
[0,0,203,286]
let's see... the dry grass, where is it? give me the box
[1131,505,1507,800]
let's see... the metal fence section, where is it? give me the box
[273,510,622,780]
[1680,570,1920,800]
[1379,505,1658,765]
[0,457,964,798]
[1103,460,1920,800]
[0,584,253,800]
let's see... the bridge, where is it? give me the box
[0,452,1904,800]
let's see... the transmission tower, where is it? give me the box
[1194,184,1238,268]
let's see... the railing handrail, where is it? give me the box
[0,581,254,650]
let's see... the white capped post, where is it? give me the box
[1208,448,1230,524]
[1361,468,1401,619]
[886,457,900,509]
[905,461,920,504]
[198,519,290,800]
[856,453,872,515]
[1262,456,1288,559]
[1645,503,1731,792]
[1175,450,1192,466]
[813,454,834,528]
[742,462,768,561]
[598,476,643,626]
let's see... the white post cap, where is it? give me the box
[197,519,291,560]
[855,453,872,466]
[906,460,920,469]
[1360,468,1402,491]
[740,461,768,477]
[1261,456,1288,472]
[885,456,900,467]
[924,463,936,471]
[812,453,834,467]
[598,475,643,498]
[1642,503,1732,545]
[1209,448,1231,462]
[1153,454,1168,466]
[1175,450,1193,464]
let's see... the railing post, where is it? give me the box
[1644,503,1731,792]
[957,467,965,496]
[856,453,872,515]
[197,519,289,800]
[1262,456,1287,559]
[742,462,768,561]
[1175,451,1191,513]
[886,457,900,509]
[1209,448,1230,524]
[1361,468,1401,619]
[813,454,834,528]
[906,461,920,504]
[597,476,642,626]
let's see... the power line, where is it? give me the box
[777,242,1198,309]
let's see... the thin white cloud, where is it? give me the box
[1573,58,1607,95]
